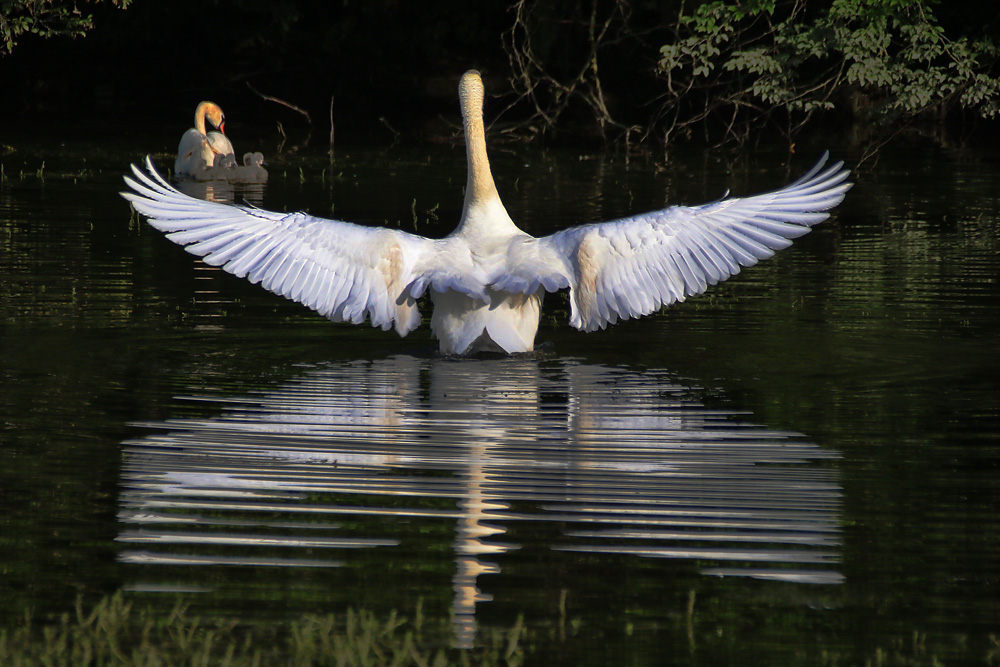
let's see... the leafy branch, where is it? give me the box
[1,0,131,56]
[655,0,1000,149]
[499,0,1000,152]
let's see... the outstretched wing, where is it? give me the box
[122,157,433,336]
[531,153,852,332]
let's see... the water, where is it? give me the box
[1,133,999,665]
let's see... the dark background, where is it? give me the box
[2,0,1000,148]
[3,2,528,144]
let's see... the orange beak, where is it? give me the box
[219,121,226,135]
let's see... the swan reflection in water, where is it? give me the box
[119,357,842,648]
[174,178,267,206]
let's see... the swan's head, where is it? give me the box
[459,70,484,120]
[197,101,227,134]
[243,151,265,167]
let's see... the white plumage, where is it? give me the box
[123,69,852,355]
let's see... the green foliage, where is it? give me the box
[656,0,1000,145]
[0,0,131,56]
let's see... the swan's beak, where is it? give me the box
[219,121,226,135]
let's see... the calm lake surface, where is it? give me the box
[1,128,999,665]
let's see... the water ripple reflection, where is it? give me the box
[120,356,842,645]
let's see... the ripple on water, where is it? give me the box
[119,356,844,612]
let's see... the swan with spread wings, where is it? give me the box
[123,70,852,355]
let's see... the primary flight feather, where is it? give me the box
[122,69,852,355]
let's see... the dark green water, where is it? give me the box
[1,132,998,665]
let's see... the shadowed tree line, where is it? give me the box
[2,0,999,150]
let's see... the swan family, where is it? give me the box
[174,101,234,177]
[174,101,268,183]
[124,70,851,355]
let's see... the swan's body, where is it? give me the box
[124,70,852,355]
[175,101,236,178]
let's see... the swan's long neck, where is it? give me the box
[456,71,517,237]
[193,101,211,136]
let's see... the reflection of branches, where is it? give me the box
[503,0,642,143]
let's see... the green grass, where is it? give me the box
[0,593,526,666]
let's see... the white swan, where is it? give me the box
[175,101,236,178]
[123,70,852,355]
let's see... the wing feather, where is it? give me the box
[537,152,852,331]
[121,157,432,336]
